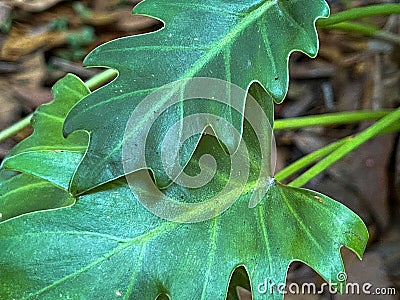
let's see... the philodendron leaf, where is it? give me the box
[0,178,367,299]
[63,0,329,194]
[0,98,368,299]
[0,171,75,223]
[1,74,89,190]
[0,74,88,223]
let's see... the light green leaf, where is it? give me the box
[0,74,88,222]
[63,0,329,194]
[1,74,89,190]
[0,117,368,298]
[0,171,74,223]
[0,2,369,299]
[0,178,367,299]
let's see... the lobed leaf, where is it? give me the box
[0,178,368,299]
[0,74,89,222]
[0,2,370,300]
[0,112,368,298]
[63,0,330,194]
[1,74,89,190]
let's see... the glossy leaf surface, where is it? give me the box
[64,0,329,193]
[0,2,370,300]
[0,116,367,299]
[0,177,367,299]
[0,172,74,223]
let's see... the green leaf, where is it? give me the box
[0,74,88,222]
[0,178,367,299]
[0,107,367,298]
[0,171,74,223]
[0,2,369,299]
[63,0,329,194]
[1,74,89,190]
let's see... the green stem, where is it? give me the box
[275,137,351,182]
[276,120,400,184]
[0,115,32,143]
[319,21,400,45]
[289,107,400,188]
[0,69,118,143]
[274,110,391,130]
[317,4,400,27]
[85,68,118,90]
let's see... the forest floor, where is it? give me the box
[0,0,399,299]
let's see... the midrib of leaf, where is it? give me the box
[256,204,273,279]
[125,245,146,300]
[278,187,324,254]
[75,1,276,182]
[79,0,273,117]
[27,221,179,298]
[201,217,219,300]
[180,1,275,79]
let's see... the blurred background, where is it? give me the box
[0,0,399,299]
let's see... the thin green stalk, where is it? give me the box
[289,107,400,188]
[319,21,400,45]
[317,4,400,27]
[0,115,32,143]
[274,110,391,131]
[276,116,400,183]
[85,68,118,90]
[0,69,118,143]
[275,137,351,182]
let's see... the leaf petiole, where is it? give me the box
[275,137,351,182]
[319,21,400,45]
[288,106,400,187]
[274,110,392,130]
[317,4,400,27]
[0,115,32,144]
[84,68,118,90]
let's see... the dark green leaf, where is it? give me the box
[63,0,329,194]
[0,111,367,298]
[0,177,367,299]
